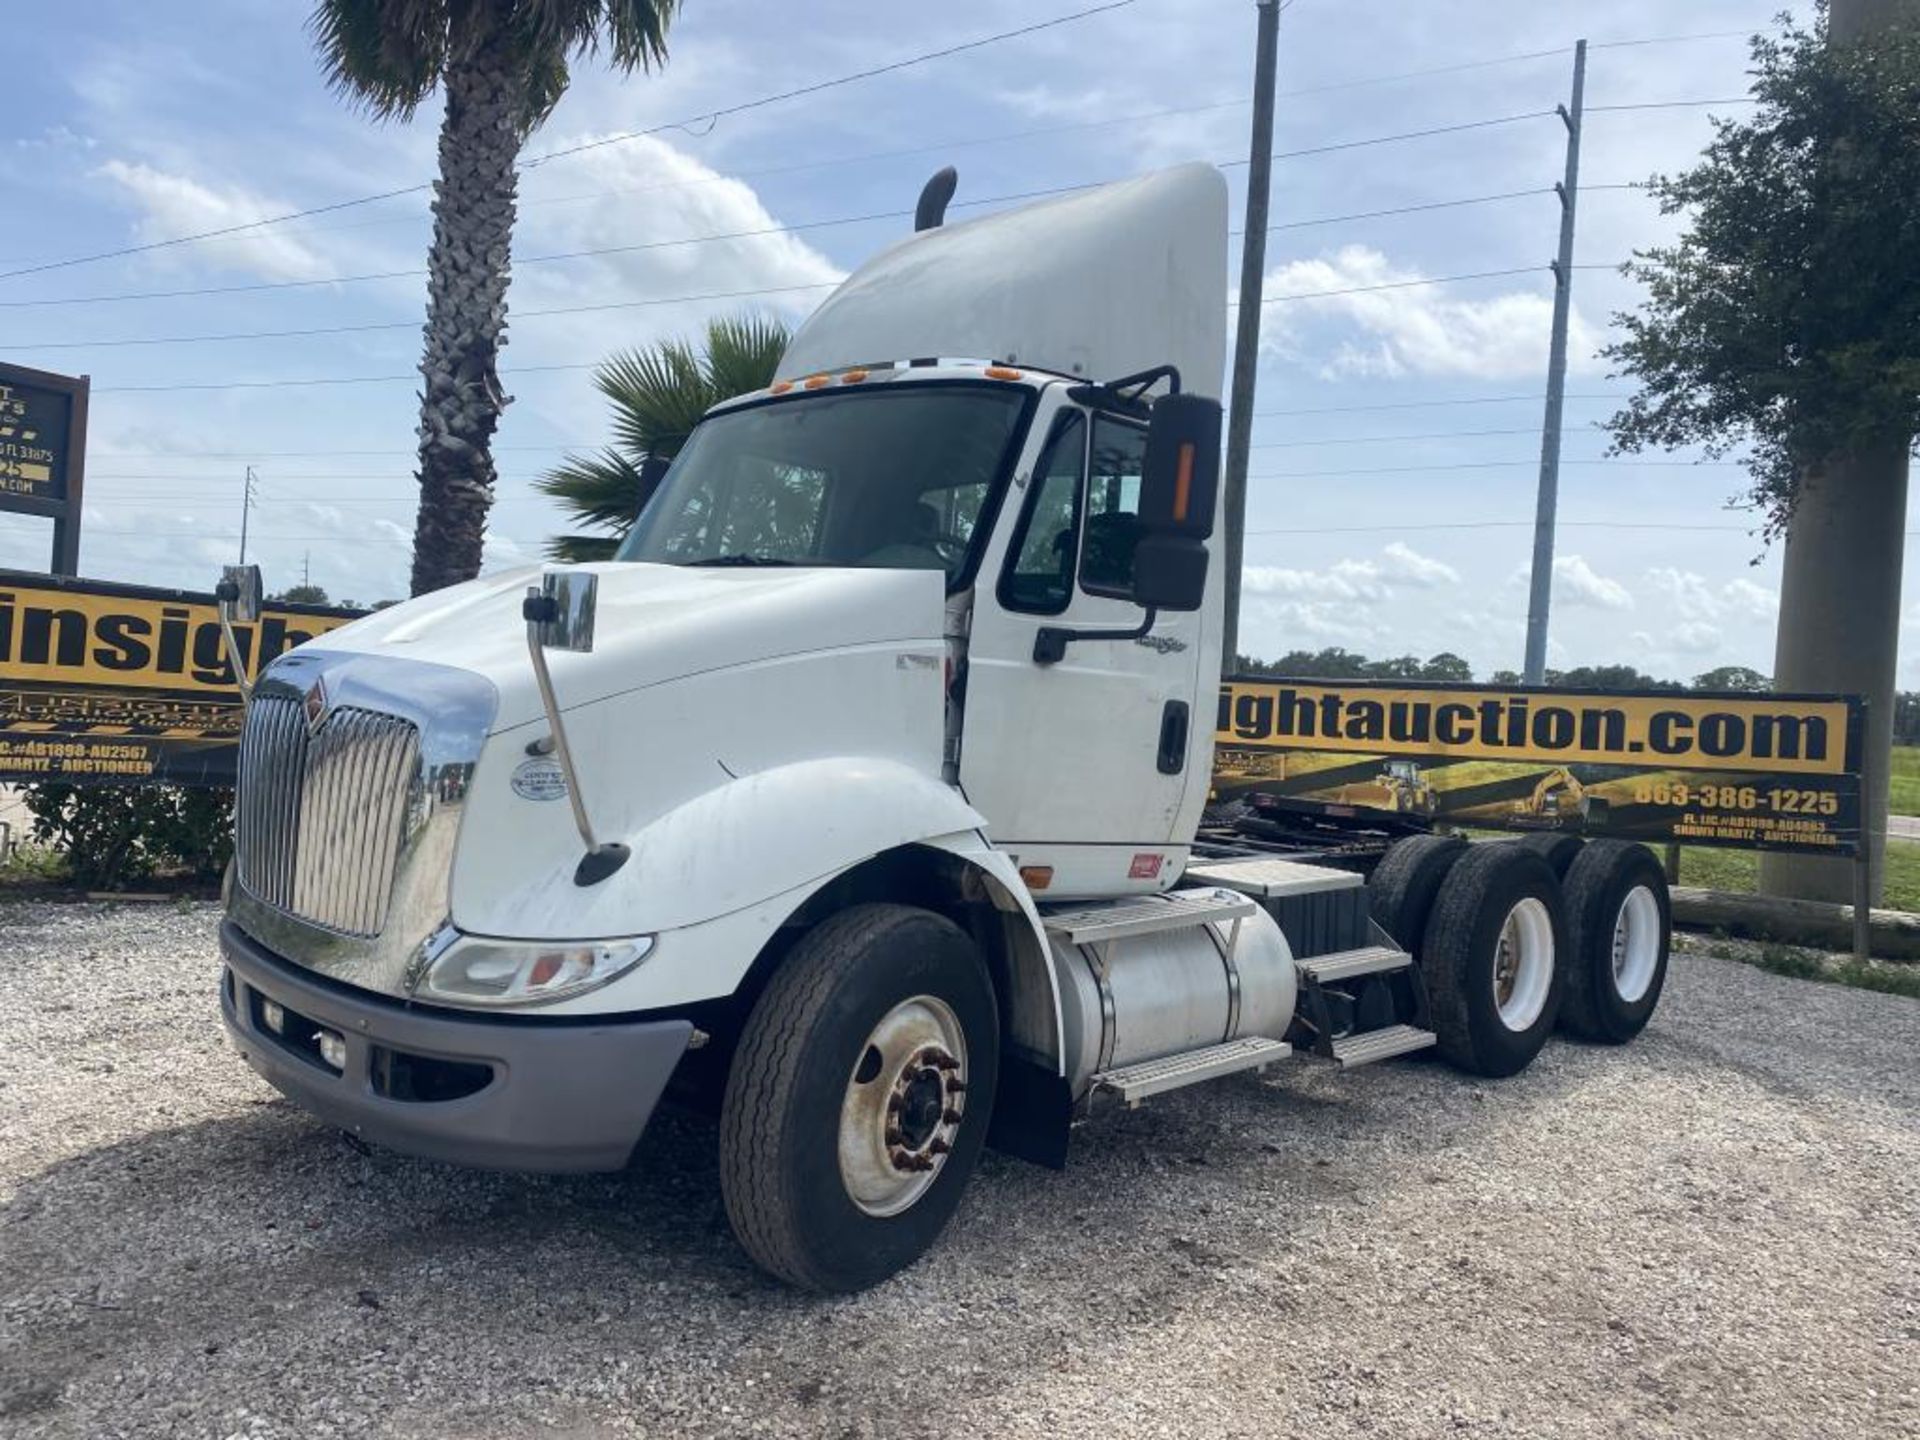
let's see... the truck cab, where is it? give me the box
[217,163,1669,1292]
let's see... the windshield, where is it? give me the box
[615,384,1031,585]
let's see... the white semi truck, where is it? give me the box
[217,163,1672,1292]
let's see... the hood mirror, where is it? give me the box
[521,569,629,886]
[213,563,264,707]
[530,569,598,653]
[217,564,263,623]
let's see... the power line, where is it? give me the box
[1251,458,1742,479]
[1246,519,1763,536]
[1223,110,1558,170]
[1257,265,1547,304]
[18,183,1566,311]
[1255,392,1626,417]
[10,281,840,351]
[0,0,1142,284]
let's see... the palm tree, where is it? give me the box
[537,313,789,561]
[307,0,681,596]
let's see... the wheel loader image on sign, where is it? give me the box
[213,164,1676,1292]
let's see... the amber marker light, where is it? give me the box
[984,365,1024,381]
[1018,865,1054,891]
[803,374,831,389]
[841,368,871,383]
[1173,442,1196,523]
[770,380,794,394]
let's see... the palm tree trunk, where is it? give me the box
[409,35,522,596]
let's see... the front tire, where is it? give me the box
[719,903,998,1291]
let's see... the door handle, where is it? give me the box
[1157,700,1189,775]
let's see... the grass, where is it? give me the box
[1691,935,1920,1001]
[1890,744,1920,815]
[0,843,69,890]
[1672,838,1920,912]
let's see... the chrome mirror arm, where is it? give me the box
[524,585,631,886]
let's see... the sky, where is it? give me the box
[0,0,1881,684]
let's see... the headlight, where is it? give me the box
[419,935,654,1007]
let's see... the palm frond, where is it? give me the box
[306,0,445,119]
[539,310,791,557]
[701,312,790,399]
[597,342,711,460]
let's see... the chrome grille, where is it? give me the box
[237,696,421,937]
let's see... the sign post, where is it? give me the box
[0,362,90,577]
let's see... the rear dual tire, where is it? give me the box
[1557,840,1671,1044]
[1420,844,1568,1078]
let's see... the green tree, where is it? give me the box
[537,314,790,561]
[308,0,681,595]
[271,584,331,606]
[1420,651,1474,683]
[1693,664,1772,692]
[1603,1,1920,899]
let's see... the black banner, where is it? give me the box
[1214,677,1866,857]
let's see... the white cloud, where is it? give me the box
[1508,553,1634,610]
[1645,567,1779,623]
[94,159,334,281]
[1670,621,1723,654]
[1258,245,1603,381]
[1379,541,1459,586]
[1243,542,1459,605]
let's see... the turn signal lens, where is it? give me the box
[421,936,655,1007]
[1019,865,1054,891]
[1173,441,1195,522]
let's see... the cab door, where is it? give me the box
[958,395,1209,896]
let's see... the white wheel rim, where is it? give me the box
[1611,885,1661,1003]
[1491,897,1554,1031]
[837,995,968,1218]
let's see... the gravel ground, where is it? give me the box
[2,902,1916,1440]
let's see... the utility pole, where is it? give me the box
[302,550,311,589]
[1220,0,1283,674]
[1521,38,1587,685]
[239,465,258,564]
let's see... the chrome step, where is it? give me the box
[1298,945,1411,984]
[1329,1024,1436,1068]
[1041,889,1258,946]
[1093,1035,1292,1106]
[1184,856,1363,899]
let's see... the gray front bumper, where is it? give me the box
[220,921,691,1173]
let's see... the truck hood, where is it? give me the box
[300,562,948,732]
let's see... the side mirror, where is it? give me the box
[1138,393,1222,539]
[1132,393,1221,612]
[526,569,598,653]
[1131,533,1209,612]
[217,564,263,623]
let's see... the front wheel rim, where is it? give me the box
[1611,885,1662,1002]
[837,995,968,1218]
[1491,897,1554,1031]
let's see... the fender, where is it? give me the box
[454,755,988,947]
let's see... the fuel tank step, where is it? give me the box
[1297,945,1412,984]
[1040,889,1259,946]
[1092,1035,1291,1107]
[1328,1024,1436,1068]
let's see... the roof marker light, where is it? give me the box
[841,368,871,383]
[984,365,1024,381]
[803,374,831,390]
[770,380,794,394]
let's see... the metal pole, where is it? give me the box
[1522,39,1586,685]
[239,465,256,564]
[1854,699,1873,961]
[1220,0,1282,675]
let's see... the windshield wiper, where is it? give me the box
[686,554,797,567]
